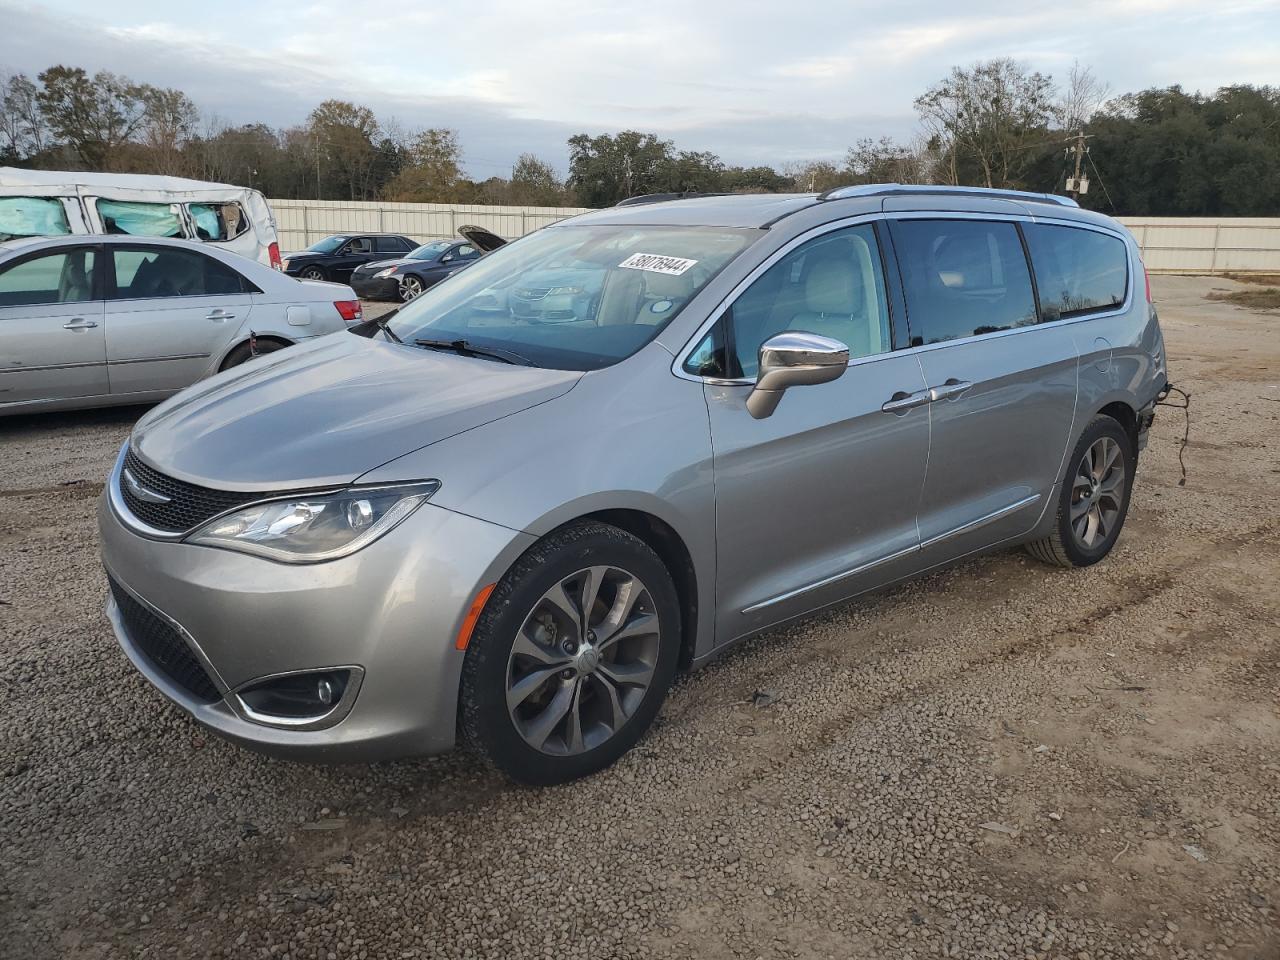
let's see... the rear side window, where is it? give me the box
[893,220,1037,345]
[188,202,250,242]
[374,236,406,252]
[110,247,249,299]
[1024,224,1128,320]
[96,200,183,238]
[0,249,96,306]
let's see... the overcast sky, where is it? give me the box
[3,0,1277,177]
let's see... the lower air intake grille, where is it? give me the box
[109,577,221,703]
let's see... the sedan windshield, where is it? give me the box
[408,240,452,260]
[306,236,348,254]
[381,224,759,371]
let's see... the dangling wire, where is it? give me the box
[1156,385,1191,486]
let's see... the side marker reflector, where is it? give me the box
[455,583,496,650]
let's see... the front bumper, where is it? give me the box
[350,274,400,300]
[98,478,533,762]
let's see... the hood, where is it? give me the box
[131,333,582,491]
[458,224,507,252]
[354,257,417,273]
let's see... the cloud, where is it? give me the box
[1,0,1273,175]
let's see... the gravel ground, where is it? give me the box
[2,276,1277,960]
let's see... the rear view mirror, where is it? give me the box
[746,332,849,419]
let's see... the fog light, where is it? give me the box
[235,669,354,724]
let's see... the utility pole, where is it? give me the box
[1065,130,1092,200]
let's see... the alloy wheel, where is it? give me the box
[400,276,424,301]
[301,267,324,281]
[506,566,661,756]
[1070,436,1125,549]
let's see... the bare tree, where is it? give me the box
[1057,61,1111,132]
[136,86,199,175]
[914,58,1056,188]
[0,72,47,160]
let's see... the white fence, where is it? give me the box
[270,199,593,252]
[269,199,1280,275]
[1117,218,1280,274]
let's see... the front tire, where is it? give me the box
[398,275,425,301]
[460,521,681,785]
[1026,415,1135,568]
[300,265,326,282]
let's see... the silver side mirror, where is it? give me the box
[746,332,849,419]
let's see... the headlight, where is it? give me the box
[280,259,291,271]
[187,481,440,563]
[375,267,398,278]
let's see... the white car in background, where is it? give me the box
[0,168,282,269]
[0,234,363,416]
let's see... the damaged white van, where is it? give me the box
[0,168,281,269]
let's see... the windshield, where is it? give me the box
[408,240,452,260]
[380,224,759,371]
[306,236,348,254]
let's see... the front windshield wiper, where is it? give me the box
[413,338,533,366]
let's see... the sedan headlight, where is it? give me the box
[187,481,440,563]
[281,259,292,271]
[375,267,399,278]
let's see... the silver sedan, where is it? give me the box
[0,234,363,415]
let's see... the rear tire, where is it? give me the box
[460,521,681,785]
[221,338,288,370]
[1026,415,1135,568]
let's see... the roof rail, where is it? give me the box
[615,191,729,207]
[817,183,1079,208]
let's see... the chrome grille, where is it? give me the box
[119,448,259,534]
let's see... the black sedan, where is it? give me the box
[349,226,506,301]
[281,234,419,283]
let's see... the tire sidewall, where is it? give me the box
[301,266,326,281]
[1056,417,1136,566]
[461,524,681,785]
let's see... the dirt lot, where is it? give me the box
[1,276,1277,960]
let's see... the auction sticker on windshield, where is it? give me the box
[618,253,698,276]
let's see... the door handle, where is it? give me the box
[929,379,973,402]
[206,310,236,321]
[62,319,98,330]
[881,389,932,414]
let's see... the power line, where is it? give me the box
[1086,150,1116,212]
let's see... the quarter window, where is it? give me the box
[687,223,891,379]
[110,247,248,299]
[0,249,97,306]
[188,202,250,242]
[893,220,1037,345]
[1024,223,1128,320]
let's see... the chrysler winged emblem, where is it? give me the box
[122,467,172,504]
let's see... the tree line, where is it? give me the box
[2,61,1278,216]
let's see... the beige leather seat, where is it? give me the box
[787,256,871,357]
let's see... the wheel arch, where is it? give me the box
[1096,399,1138,453]
[216,333,295,371]
[578,508,700,670]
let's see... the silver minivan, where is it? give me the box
[99,186,1168,784]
